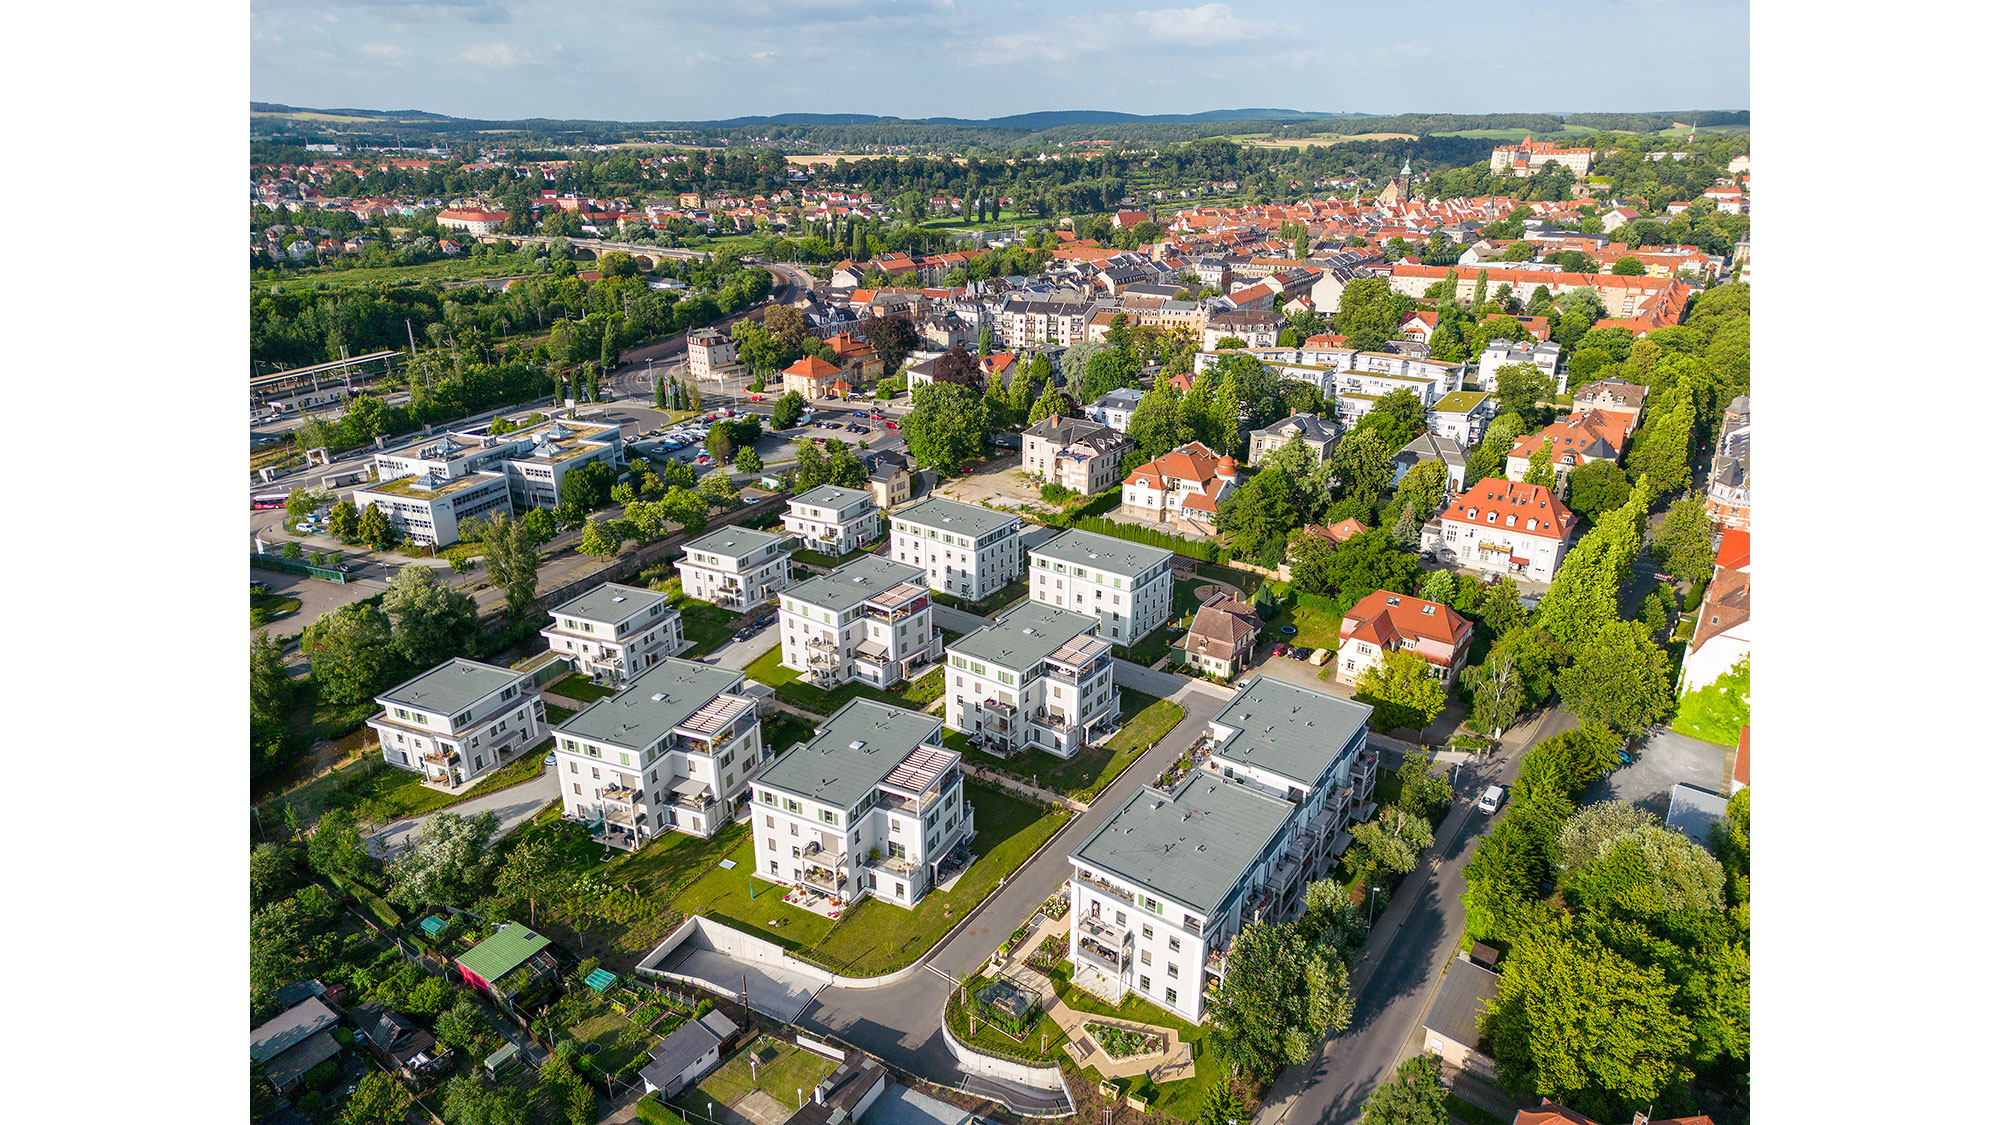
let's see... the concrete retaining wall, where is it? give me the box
[938,1000,1073,1110]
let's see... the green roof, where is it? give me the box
[420,915,450,938]
[456,923,551,984]
[1431,390,1491,414]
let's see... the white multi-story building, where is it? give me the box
[1421,478,1579,583]
[888,498,1022,601]
[1066,675,1375,1022]
[1020,416,1133,497]
[675,526,795,609]
[1425,390,1496,447]
[750,699,974,909]
[351,419,625,545]
[782,485,882,556]
[552,657,768,845]
[540,582,688,685]
[370,659,548,790]
[945,600,1119,759]
[1027,529,1174,647]
[780,556,940,691]
[1194,347,1462,429]
[1087,388,1145,433]
[998,297,1094,349]
[1119,441,1241,528]
[1475,340,1567,396]
[686,328,737,380]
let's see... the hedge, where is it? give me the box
[1054,514,1228,562]
[636,1095,689,1125]
[328,872,402,929]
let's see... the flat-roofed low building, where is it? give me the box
[1027,528,1174,646]
[1421,954,1501,1078]
[675,526,795,609]
[351,419,625,545]
[552,657,768,844]
[780,556,940,690]
[541,582,688,685]
[750,699,974,908]
[369,659,548,790]
[887,497,1022,601]
[945,600,1118,759]
[783,485,882,556]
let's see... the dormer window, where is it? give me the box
[1487,513,1497,523]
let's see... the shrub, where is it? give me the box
[636,1095,689,1125]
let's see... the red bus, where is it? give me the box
[252,493,289,510]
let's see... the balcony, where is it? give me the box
[803,839,845,862]
[1077,873,1135,906]
[867,853,917,876]
[1204,936,1234,978]
[422,749,459,765]
[1076,935,1124,971]
[602,784,640,805]
[802,866,841,893]
[1077,913,1126,944]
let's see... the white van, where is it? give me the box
[1477,785,1506,814]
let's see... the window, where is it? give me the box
[569,762,578,773]
[572,783,581,795]
[1168,936,1180,952]
[1116,911,1127,926]
[765,815,774,828]
[1165,987,1177,1005]
[1139,975,1151,992]
[1142,924,1153,940]
[1140,950,1152,966]
[790,823,798,836]
[1167,963,1179,979]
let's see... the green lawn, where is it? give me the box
[667,831,841,952]
[761,712,817,756]
[563,994,655,1075]
[742,642,946,715]
[1264,598,1344,655]
[1117,584,1203,666]
[1672,657,1750,747]
[263,734,556,827]
[1044,962,1224,1121]
[550,673,618,702]
[678,1037,839,1118]
[946,974,1067,1063]
[641,577,744,656]
[792,543,876,570]
[948,690,1184,802]
[805,783,1071,975]
[1445,1095,1509,1125]
[934,577,1029,616]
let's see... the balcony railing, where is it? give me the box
[1077,873,1135,906]
[1077,914,1126,943]
[602,784,640,804]
[868,854,917,876]
[422,750,458,765]
[802,866,841,892]
[1076,936,1124,970]
[804,840,845,861]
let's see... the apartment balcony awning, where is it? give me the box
[852,639,891,665]
[675,694,755,741]
[671,777,713,807]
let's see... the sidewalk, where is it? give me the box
[987,914,1194,1084]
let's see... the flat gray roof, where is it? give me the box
[1071,773,1293,917]
[549,582,672,625]
[890,497,1020,539]
[1422,957,1500,1049]
[754,699,946,811]
[1209,675,1373,786]
[1666,783,1731,852]
[1029,528,1173,577]
[949,600,1099,672]
[377,658,523,715]
[683,525,791,560]
[787,556,928,614]
[555,657,746,751]
[790,484,875,510]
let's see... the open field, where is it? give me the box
[785,153,969,166]
[1432,124,1599,140]
[1232,132,1417,147]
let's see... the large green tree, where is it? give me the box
[1332,430,1395,506]
[1556,621,1675,734]
[1650,498,1717,583]
[301,601,396,707]
[388,810,500,910]
[382,563,478,667]
[903,381,991,471]
[1354,648,1449,734]
[1359,1054,1451,1125]
[1209,920,1354,1079]
[1352,389,1427,450]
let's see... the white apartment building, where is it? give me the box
[782,485,882,556]
[370,659,548,790]
[1087,388,1145,433]
[552,657,768,845]
[540,582,688,685]
[750,700,974,909]
[351,419,625,545]
[686,328,737,380]
[1067,675,1375,1021]
[1475,340,1567,396]
[945,600,1119,759]
[1027,529,1174,646]
[998,298,1094,349]
[780,556,940,691]
[675,526,795,609]
[1020,416,1133,497]
[1425,390,1496,447]
[888,498,1023,601]
[1194,347,1462,426]
[1421,478,1579,583]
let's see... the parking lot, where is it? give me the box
[1578,726,1734,818]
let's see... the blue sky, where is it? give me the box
[250,0,1748,122]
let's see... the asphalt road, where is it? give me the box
[1254,704,1578,1125]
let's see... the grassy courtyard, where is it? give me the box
[1044,962,1224,1122]
[636,575,744,657]
[677,1037,840,1121]
[944,690,1185,803]
[1262,597,1344,655]
[550,673,618,702]
[264,725,561,828]
[741,642,947,715]
[1672,658,1750,747]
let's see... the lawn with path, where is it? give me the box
[1042,963,1225,1122]
[741,642,946,715]
[677,1036,839,1121]
[264,715,567,828]
[942,690,1184,803]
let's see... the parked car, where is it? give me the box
[851,410,870,418]
[755,614,777,628]
[694,454,713,466]
[733,628,754,641]
[848,423,868,433]
[885,420,900,430]
[1477,785,1506,814]
[748,394,764,402]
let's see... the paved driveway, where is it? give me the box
[1578,726,1733,819]
[365,768,558,860]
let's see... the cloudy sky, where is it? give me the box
[250,0,1748,122]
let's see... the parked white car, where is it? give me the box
[1477,785,1506,814]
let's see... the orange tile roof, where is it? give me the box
[1438,479,1575,540]
[1509,410,1629,463]
[784,355,840,377]
[1340,589,1472,660]
[1715,528,1750,572]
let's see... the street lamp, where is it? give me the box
[1369,885,1382,925]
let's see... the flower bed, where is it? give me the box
[1027,934,1069,972]
[1039,889,1071,920]
[1086,1021,1165,1060]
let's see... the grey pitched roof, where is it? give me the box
[554,657,747,752]
[1208,675,1373,786]
[791,484,875,510]
[549,582,672,625]
[754,698,946,811]
[1396,431,1468,468]
[1028,528,1172,578]
[1071,773,1293,917]
[1091,388,1145,411]
[890,497,1020,539]
[786,556,927,614]
[251,996,341,1064]
[639,1010,734,1090]
[1022,415,1116,445]
[949,600,1100,672]
[376,658,523,716]
[1422,957,1500,1049]
[1256,412,1339,443]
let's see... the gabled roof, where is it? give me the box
[1124,440,1228,489]
[1182,593,1261,654]
[784,355,841,378]
[456,924,552,984]
[1340,590,1473,658]
[1715,528,1750,572]
[251,996,341,1064]
[1509,410,1629,464]
[1687,567,1750,654]
[1438,479,1576,541]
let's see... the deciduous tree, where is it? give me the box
[1359,1054,1450,1125]
[1557,621,1674,734]
[1354,648,1449,734]
[382,564,478,667]
[388,810,500,910]
[903,381,990,471]
[301,601,396,706]
[1209,920,1353,1079]
[1650,498,1716,583]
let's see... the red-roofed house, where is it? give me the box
[1421,479,1577,582]
[1335,590,1474,688]
[1514,1100,1714,1125]
[1178,592,1262,679]
[1297,518,1369,549]
[1504,410,1630,481]
[1731,726,1749,794]
[1111,209,1153,229]
[1119,442,1241,529]
[1714,527,1749,574]
[1679,536,1750,696]
[782,354,843,400]
[1569,377,1650,433]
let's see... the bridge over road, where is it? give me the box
[470,232,711,266]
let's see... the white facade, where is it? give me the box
[1027,529,1174,647]
[945,601,1119,759]
[1475,340,1566,396]
[370,659,548,790]
[540,582,688,685]
[780,557,941,691]
[552,658,768,844]
[675,527,795,609]
[353,419,625,545]
[1420,479,1578,583]
[686,329,737,379]
[782,485,882,556]
[888,498,1022,600]
[1087,389,1144,433]
[750,700,974,909]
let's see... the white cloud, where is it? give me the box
[360,42,409,61]
[456,41,525,66]
[1131,4,1274,46]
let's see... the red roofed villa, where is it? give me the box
[1335,589,1475,689]
[1421,479,1577,582]
[1119,441,1241,530]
